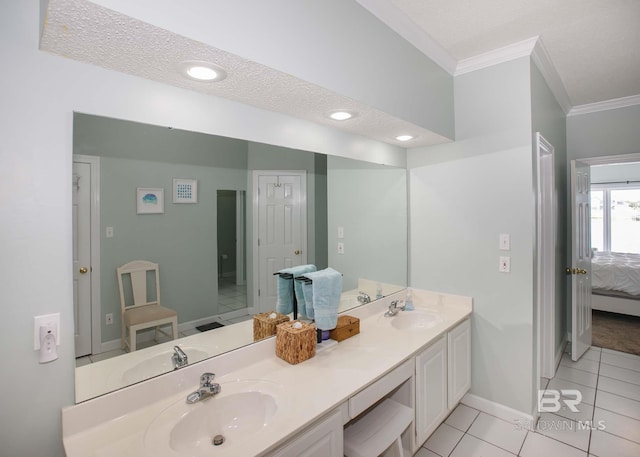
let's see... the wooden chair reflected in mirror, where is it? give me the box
[116,260,178,352]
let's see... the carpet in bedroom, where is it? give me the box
[592,310,640,356]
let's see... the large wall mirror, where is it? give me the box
[73,113,407,402]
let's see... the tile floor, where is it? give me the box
[417,346,640,457]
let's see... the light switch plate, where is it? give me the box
[337,226,344,239]
[499,233,510,250]
[337,242,344,254]
[499,256,511,273]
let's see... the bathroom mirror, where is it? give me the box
[73,113,407,402]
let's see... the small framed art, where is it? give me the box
[136,188,165,214]
[173,178,198,203]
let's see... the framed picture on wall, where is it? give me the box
[136,187,165,214]
[173,178,198,203]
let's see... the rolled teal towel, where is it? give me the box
[275,264,317,316]
[305,267,342,330]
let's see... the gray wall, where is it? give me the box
[327,156,408,290]
[567,105,640,161]
[591,162,640,183]
[530,63,568,381]
[409,58,536,415]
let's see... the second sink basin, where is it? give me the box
[144,379,283,457]
[389,309,443,330]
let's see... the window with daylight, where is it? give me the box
[591,185,640,254]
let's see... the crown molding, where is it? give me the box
[531,37,572,115]
[567,94,640,117]
[355,0,457,74]
[454,36,538,76]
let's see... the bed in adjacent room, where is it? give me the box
[591,252,640,317]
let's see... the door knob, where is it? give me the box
[577,268,587,275]
[79,267,88,274]
[294,250,301,255]
[565,267,575,274]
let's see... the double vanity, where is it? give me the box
[62,288,472,457]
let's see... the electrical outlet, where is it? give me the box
[34,313,60,350]
[105,313,113,325]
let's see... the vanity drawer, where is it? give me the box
[348,359,413,418]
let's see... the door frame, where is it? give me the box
[535,133,557,380]
[252,170,307,314]
[73,154,102,356]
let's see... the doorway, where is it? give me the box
[216,190,247,315]
[252,170,307,313]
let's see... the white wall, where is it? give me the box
[0,2,407,455]
[409,58,536,415]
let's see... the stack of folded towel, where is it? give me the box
[301,267,343,331]
[275,264,317,317]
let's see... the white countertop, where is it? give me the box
[62,288,472,457]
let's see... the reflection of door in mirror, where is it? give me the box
[73,160,92,357]
[216,190,247,316]
[254,171,307,313]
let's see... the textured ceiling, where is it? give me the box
[40,0,450,149]
[382,0,640,106]
[40,0,640,151]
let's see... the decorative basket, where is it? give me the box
[330,315,360,342]
[253,311,290,341]
[276,320,316,364]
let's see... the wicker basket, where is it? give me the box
[253,311,290,341]
[330,315,360,342]
[276,320,316,364]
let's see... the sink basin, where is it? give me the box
[107,347,209,388]
[144,379,282,457]
[388,310,443,330]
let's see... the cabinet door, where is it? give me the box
[415,336,447,446]
[448,318,471,410]
[266,409,343,457]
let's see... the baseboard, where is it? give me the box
[461,393,535,428]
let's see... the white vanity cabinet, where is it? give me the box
[415,335,447,446]
[265,409,343,457]
[415,318,471,448]
[447,318,471,410]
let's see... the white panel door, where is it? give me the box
[73,162,92,357]
[256,171,307,312]
[570,161,592,361]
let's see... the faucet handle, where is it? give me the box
[200,372,216,386]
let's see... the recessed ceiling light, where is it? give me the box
[180,61,227,82]
[395,135,414,142]
[328,110,356,121]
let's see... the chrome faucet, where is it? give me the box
[384,300,405,317]
[186,373,221,404]
[357,291,371,304]
[172,346,188,369]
